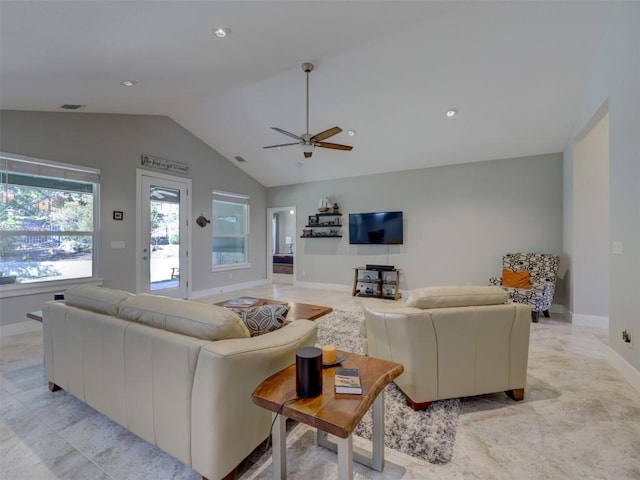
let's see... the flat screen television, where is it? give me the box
[348,211,403,245]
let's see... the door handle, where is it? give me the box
[142,256,148,260]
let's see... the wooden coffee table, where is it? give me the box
[252,350,404,479]
[215,298,332,321]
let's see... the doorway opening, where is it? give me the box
[267,207,296,285]
[136,170,191,298]
[571,103,610,328]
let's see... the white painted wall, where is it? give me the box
[563,3,640,374]
[268,153,563,294]
[572,113,610,321]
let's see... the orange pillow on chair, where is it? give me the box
[502,269,531,289]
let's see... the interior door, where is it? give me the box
[138,172,190,298]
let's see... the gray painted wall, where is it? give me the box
[563,3,640,372]
[268,153,563,296]
[0,110,267,326]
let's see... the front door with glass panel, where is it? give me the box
[138,173,189,298]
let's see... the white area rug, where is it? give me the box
[315,309,461,464]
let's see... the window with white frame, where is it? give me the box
[211,191,249,270]
[0,154,99,286]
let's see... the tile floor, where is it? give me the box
[1,284,640,479]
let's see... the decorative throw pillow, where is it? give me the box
[231,304,290,337]
[502,269,531,289]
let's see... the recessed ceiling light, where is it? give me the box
[289,210,295,215]
[213,27,231,38]
[347,130,356,136]
[446,108,458,117]
[120,80,137,87]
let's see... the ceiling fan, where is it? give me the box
[263,62,353,159]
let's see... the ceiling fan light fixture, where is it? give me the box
[301,144,315,153]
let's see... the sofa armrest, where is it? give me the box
[362,301,437,403]
[489,276,502,286]
[191,320,317,480]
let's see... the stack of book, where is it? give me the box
[334,368,362,395]
[222,297,259,308]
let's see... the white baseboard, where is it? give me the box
[571,312,609,328]
[550,303,563,314]
[190,279,269,299]
[293,281,352,292]
[0,320,41,338]
[607,347,640,394]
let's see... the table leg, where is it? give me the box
[369,392,385,471]
[336,435,353,479]
[272,413,287,479]
[316,391,385,473]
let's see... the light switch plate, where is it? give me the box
[612,241,623,255]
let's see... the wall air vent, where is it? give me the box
[233,156,247,163]
[59,104,86,110]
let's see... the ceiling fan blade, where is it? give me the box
[271,127,303,141]
[315,142,353,151]
[310,126,342,142]
[304,151,313,159]
[263,142,300,149]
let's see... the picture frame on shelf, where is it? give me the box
[308,215,318,226]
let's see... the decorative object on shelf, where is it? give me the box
[333,202,340,213]
[302,209,342,238]
[318,196,332,213]
[195,214,210,228]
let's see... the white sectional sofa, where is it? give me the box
[43,286,317,480]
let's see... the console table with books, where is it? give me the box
[252,350,403,479]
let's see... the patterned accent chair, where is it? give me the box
[489,253,560,322]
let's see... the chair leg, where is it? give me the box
[406,397,431,411]
[543,309,550,318]
[531,311,540,323]
[506,388,525,401]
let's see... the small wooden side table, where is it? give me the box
[252,350,403,479]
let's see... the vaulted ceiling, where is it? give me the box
[0,1,616,187]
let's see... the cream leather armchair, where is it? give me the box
[361,286,531,410]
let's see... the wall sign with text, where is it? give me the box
[141,154,189,174]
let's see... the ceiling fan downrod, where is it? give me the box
[302,62,314,137]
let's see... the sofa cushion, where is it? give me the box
[64,285,134,316]
[118,294,250,341]
[231,304,290,337]
[405,285,508,309]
